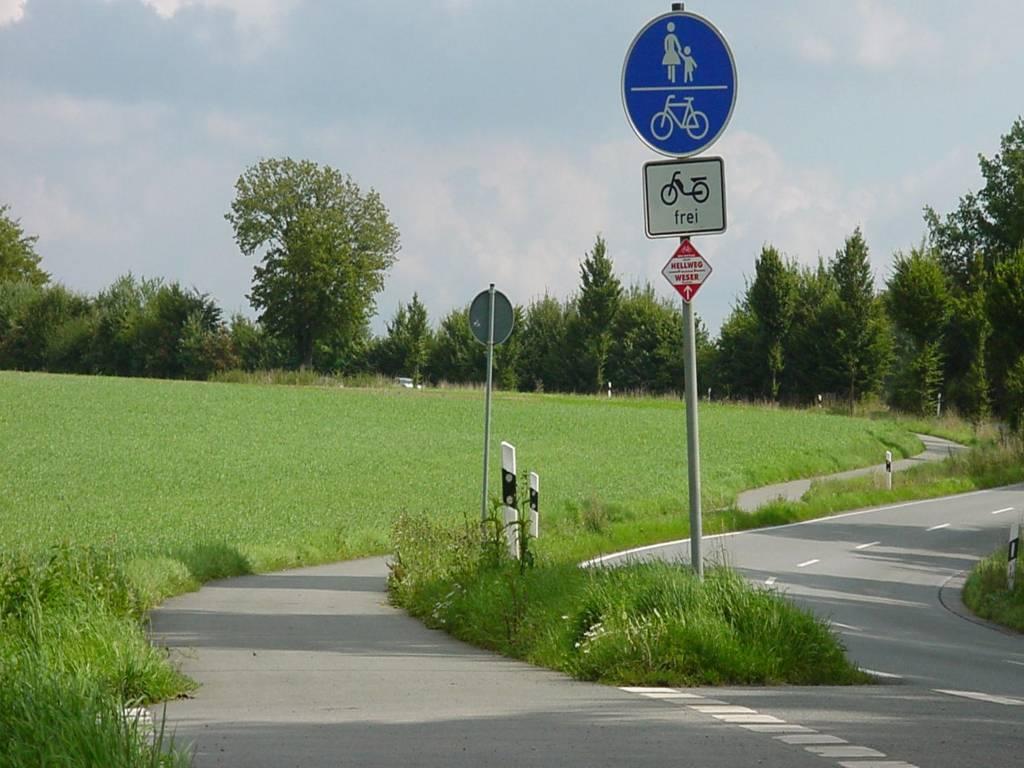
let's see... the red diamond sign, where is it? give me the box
[662,240,712,303]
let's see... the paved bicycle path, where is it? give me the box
[735,433,965,511]
[148,433,969,767]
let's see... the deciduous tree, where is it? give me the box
[226,158,400,370]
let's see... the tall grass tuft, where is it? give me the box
[388,512,867,686]
[962,546,1024,631]
[0,545,194,766]
[564,563,866,685]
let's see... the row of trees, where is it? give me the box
[2,118,1022,427]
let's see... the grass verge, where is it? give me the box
[0,545,194,766]
[962,547,1024,632]
[388,511,869,686]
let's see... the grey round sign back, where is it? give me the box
[469,289,514,345]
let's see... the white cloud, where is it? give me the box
[138,0,300,34]
[0,0,25,26]
[852,0,941,70]
[796,35,835,64]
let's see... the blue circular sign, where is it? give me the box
[622,12,737,158]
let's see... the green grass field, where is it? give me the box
[1,371,920,570]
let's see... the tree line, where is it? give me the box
[2,119,1023,428]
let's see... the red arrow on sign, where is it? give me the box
[662,241,712,303]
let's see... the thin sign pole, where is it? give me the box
[481,284,497,524]
[681,236,703,579]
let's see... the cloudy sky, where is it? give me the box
[2,0,1023,336]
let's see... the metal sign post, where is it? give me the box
[680,237,703,579]
[470,285,515,525]
[482,286,496,524]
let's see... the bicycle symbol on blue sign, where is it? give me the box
[622,12,737,158]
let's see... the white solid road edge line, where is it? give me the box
[861,668,903,680]
[934,689,1024,706]
[581,489,996,567]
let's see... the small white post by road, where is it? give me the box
[937,393,943,418]
[885,450,893,491]
[1008,522,1020,591]
[501,441,519,559]
[529,472,540,539]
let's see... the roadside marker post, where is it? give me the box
[529,472,540,539]
[501,441,519,559]
[885,451,893,491]
[1009,522,1020,590]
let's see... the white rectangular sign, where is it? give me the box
[643,157,726,238]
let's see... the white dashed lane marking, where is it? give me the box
[838,762,920,768]
[855,541,880,550]
[796,558,820,568]
[926,523,950,531]
[991,507,1014,515]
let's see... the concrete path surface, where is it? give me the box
[149,558,798,767]
[735,433,965,511]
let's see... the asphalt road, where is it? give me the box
[151,481,1024,767]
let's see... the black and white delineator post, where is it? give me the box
[528,472,540,539]
[1008,522,1020,591]
[501,441,519,559]
[885,450,893,491]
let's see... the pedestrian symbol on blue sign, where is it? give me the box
[622,12,737,157]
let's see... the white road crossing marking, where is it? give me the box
[713,714,786,724]
[926,523,950,531]
[690,705,756,714]
[640,692,702,699]
[740,724,815,733]
[796,559,820,568]
[855,541,881,550]
[991,507,1014,515]
[619,686,684,694]
[934,689,1024,706]
[807,745,886,758]
[776,734,847,745]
